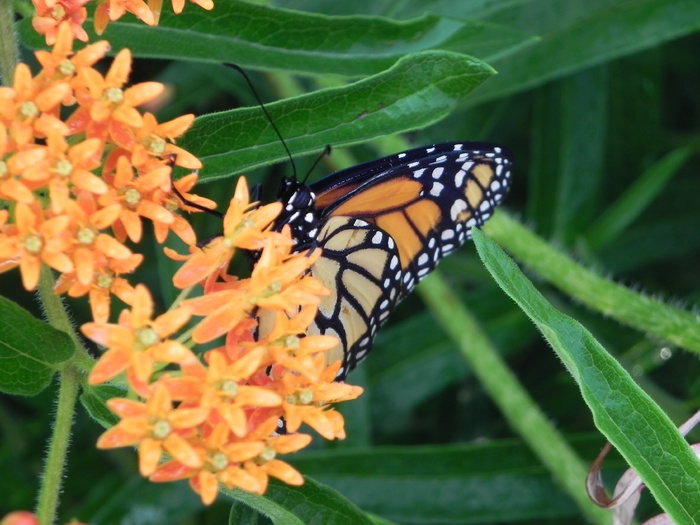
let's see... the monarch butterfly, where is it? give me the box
[271,141,513,381]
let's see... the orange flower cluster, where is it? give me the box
[0,23,211,322]
[32,0,215,44]
[83,177,363,504]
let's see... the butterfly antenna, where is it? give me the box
[225,63,297,181]
[302,145,332,184]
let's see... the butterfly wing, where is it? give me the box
[306,142,512,380]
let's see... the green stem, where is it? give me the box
[418,272,612,525]
[37,265,95,373]
[34,266,92,524]
[35,365,80,525]
[484,212,700,353]
[0,0,19,85]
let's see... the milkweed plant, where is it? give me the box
[0,3,362,523]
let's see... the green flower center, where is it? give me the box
[285,390,313,405]
[259,446,276,462]
[55,159,73,177]
[136,327,159,348]
[20,101,38,119]
[96,273,113,289]
[152,419,171,440]
[144,136,166,155]
[125,188,141,206]
[105,87,124,104]
[210,452,228,471]
[221,379,239,397]
[59,59,75,76]
[24,234,42,254]
[77,227,95,245]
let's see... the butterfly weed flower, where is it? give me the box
[82,184,363,504]
[82,284,195,395]
[0,22,209,323]
[31,0,216,43]
[6,19,360,507]
[96,382,208,476]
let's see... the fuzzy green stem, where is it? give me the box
[34,266,93,524]
[484,212,700,353]
[35,364,80,525]
[0,0,19,85]
[37,265,95,373]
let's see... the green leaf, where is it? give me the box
[468,0,700,105]
[527,66,608,242]
[80,384,126,428]
[179,51,495,182]
[472,228,700,522]
[224,477,378,525]
[484,213,700,353]
[291,439,612,523]
[584,147,692,250]
[18,3,532,74]
[0,296,74,396]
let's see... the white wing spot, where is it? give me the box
[430,182,444,196]
[451,200,467,221]
[441,229,455,241]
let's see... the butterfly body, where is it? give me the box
[276,142,513,380]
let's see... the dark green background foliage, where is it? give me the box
[4,1,700,523]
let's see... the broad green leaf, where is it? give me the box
[472,228,700,522]
[18,3,533,74]
[228,502,261,525]
[290,439,611,523]
[0,296,74,396]
[224,477,379,525]
[467,0,700,105]
[179,51,495,182]
[80,385,126,428]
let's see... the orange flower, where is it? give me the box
[82,284,194,393]
[173,176,283,289]
[150,422,263,504]
[32,0,90,45]
[153,171,215,245]
[247,243,327,311]
[0,203,73,290]
[99,156,174,243]
[93,0,156,36]
[274,357,363,440]
[34,23,109,80]
[22,133,107,213]
[131,113,200,170]
[170,0,214,14]
[0,62,69,148]
[63,194,131,285]
[97,384,207,476]
[55,252,142,322]
[68,49,163,149]
[242,432,309,494]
